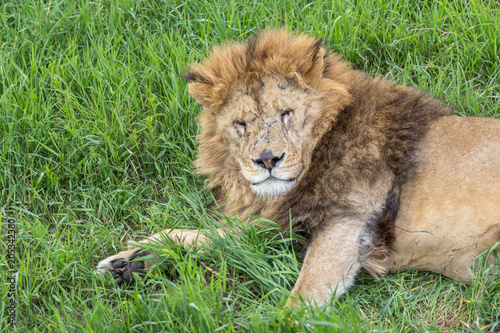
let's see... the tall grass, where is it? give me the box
[1,0,498,331]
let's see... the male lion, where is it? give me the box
[97,30,500,307]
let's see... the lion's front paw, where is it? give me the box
[96,246,151,285]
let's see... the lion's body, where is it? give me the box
[97,31,499,307]
[387,116,500,282]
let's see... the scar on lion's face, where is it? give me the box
[220,76,322,199]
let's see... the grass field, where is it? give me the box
[1,0,499,331]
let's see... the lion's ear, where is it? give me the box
[183,68,216,106]
[298,40,326,82]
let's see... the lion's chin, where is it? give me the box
[251,177,297,199]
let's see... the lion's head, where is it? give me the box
[185,31,352,200]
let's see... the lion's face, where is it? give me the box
[219,77,321,199]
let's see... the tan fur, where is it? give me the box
[385,116,500,281]
[97,31,499,308]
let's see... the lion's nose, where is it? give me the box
[252,151,285,170]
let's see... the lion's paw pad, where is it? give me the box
[96,248,150,285]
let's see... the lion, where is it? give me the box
[97,30,500,307]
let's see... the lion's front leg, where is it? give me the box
[286,221,366,308]
[96,228,223,285]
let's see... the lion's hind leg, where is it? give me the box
[96,229,222,285]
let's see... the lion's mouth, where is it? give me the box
[251,176,298,199]
[252,176,296,186]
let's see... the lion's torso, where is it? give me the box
[384,115,500,281]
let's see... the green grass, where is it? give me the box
[1,0,499,331]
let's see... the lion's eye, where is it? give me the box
[233,120,246,137]
[280,109,293,126]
